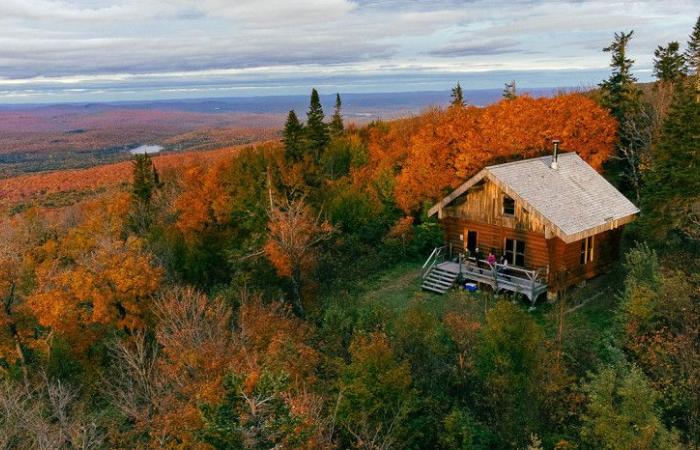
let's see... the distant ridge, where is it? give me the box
[0,88,566,118]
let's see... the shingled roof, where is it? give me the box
[428,153,640,243]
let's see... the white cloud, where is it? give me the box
[0,0,697,102]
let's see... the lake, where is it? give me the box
[130,144,163,155]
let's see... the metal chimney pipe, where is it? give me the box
[550,139,560,169]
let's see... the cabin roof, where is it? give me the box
[428,153,640,243]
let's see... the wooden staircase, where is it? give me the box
[422,265,459,294]
[421,246,459,294]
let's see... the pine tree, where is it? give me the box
[685,14,700,103]
[305,88,329,162]
[599,31,642,122]
[581,364,680,450]
[685,14,700,76]
[642,80,700,242]
[450,82,465,107]
[503,80,516,100]
[130,152,160,232]
[329,93,344,137]
[599,31,648,201]
[132,152,158,205]
[653,42,686,83]
[282,110,305,163]
[152,162,160,187]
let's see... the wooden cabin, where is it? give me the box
[422,150,639,301]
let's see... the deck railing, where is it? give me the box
[462,256,546,284]
[423,249,549,302]
[422,246,447,279]
[459,256,548,302]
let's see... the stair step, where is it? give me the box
[425,276,454,288]
[422,284,449,294]
[431,273,457,280]
[432,267,459,276]
[422,265,461,295]
[423,279,451,290]
[429,270,458,279]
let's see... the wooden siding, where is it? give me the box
[441,217,550,270]
[438,177,626,293]
[546,227,623,289]
[442,179,548,235]
[441,218,625,293]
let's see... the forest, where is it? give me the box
[0,106,280,178]
[0,18,699,450]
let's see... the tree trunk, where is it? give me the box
[4,283,28,386]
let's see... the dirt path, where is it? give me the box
[566,287,610,314]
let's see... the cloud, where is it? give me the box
[429,39,528,57]
[0,0,698,102]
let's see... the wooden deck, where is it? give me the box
[434,259,548,303]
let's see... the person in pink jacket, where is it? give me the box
[487,251,496,266]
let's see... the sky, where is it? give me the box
[0,0,697,104]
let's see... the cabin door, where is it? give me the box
[466,230,478,254]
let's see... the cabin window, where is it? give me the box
[502,195,515,216]
[580,236,595,265]
[504,238,525,266]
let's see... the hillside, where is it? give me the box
[0,143,248,210]
[0,106,281,177]
[0,89,562,177]
[1,82,698,449]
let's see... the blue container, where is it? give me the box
[464,283,478,292]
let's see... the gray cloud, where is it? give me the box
[429,39,530,57]
[0,0,697,102]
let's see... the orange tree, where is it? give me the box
[25,192,162,357]
[265,198,334,316]
[355,94,617,214]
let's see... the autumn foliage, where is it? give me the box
[0,144,244,209]
[355,94,618,213]
[25,193,162,354]
[265,199,334,314]
[101,285,327,448]
[1,87,656,450]
[173,158,234,236]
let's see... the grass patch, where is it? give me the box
[564,266,625,334]
[328,260,626,342]
[328,261,504,322]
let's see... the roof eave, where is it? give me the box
[557,212,639,243]
[427,169,487,217]
[490,171,640,242]
[429,167,639,242]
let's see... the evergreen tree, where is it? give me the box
[132,152,158,205]
[599,31,647,201]
[329,93,344,137]
[580,364,680,450]
[475,301,545,447]
[653,42,686,83]
[305,88,329,162]
[599,31,642,122]
[152,163,160,187]
[130,152,160,232]
[685,14,700,76]
[641,81,700,243]
[502,80,516,100]
[653,42,686,131]
[686,14,700,103]
[282,110,305,163]
[450,82,465,107]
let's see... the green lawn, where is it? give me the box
[342,260,625,341]
[345,262,506,326]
